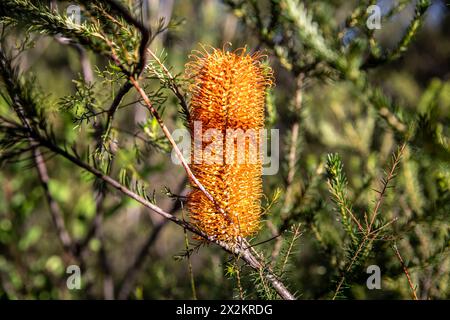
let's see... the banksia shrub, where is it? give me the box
[186,47,273,241]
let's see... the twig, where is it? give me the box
[267,220,283,266]
[368,143,406,231]
[284,74,304,204]
[346,207,364,233]
[235,263,245,300]
[50,0,110,264]
[273,74,304,264]
[129,76,233,223]
[332,142,407,299]
[103,81,133,140]
[0,48,76,256]
[280,224,302,274]
[33,147,74,253]
[392,244,418,300]
[182,208,197,300]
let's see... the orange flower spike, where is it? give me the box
[186,47,273,242]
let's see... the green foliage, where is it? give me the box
[326,153,358,245]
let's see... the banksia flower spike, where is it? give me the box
[185,46,273,242]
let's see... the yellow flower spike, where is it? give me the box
[186,46,273,242]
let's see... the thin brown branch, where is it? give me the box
[274,74,304,264]
[332,236,367,299]
[280,224,302,274]
[235,262,245,300]
[182,208,197,300]
[267,220,283,266]
[368,142,406,231]
[33,147,74,253]
[100,0,233,227]
[36,137,295,300]
[0,48,77,256]
[286,74,304,193]
[333,143,407,299]
[392,244,418,300]
[346,207,364,233]
[129,76,233,223]
[103,81,134,140]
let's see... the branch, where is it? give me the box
[368,142,406,231]
[103,81,133,141]
[283,74,304,210]
[273,74,304,264]
[392,244,418,300]
[36,136,295,300]
[101,4,232,223]
[0,47,76,257]
[332,142,407,299]
[129,76,233,223]
[32,147,74,253]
